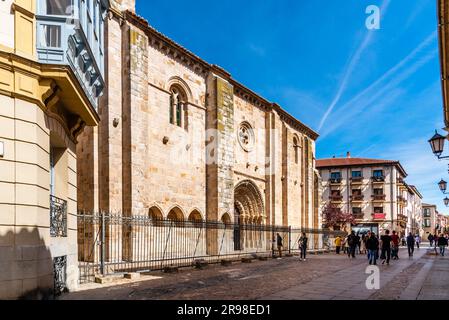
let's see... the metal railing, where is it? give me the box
[77,213,346,283]
[50,195,67,237]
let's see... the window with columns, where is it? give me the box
[293,136,299,164]
[169,86,188,129]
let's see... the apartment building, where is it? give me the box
[317,154,418,237]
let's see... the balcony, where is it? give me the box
[372,176,385,183]
[372,213,387,220]
[350,195,365,202]
[50,195,68,238]
[350,177,364,184]
[397,214,408,222]
[372,194,386,202]
[329,195,344,202]
[329,178,342,185]
[353,213,365,220]
[397,196,407,205]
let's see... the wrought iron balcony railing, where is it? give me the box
[372,176,385,182]
[50,195,68,237]
[372,194,386,201]
[329,195,343,201]
[353,213,365,220]
[329,178,342,184]
[350,177,364,183]
[351,195,364,201]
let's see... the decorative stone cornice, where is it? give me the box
[273,103,319,141]
[120,10,319,141]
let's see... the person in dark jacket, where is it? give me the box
[347,231,358,258]
[276,233,283,258]
[406,232,415,257]
[366,233,379,265]
[438,234,448,256]
[428,233,434,247]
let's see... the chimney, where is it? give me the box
[347,151,351,158]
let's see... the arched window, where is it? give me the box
[188,210,203,222]
[293,137,299,164]
[169,86,187,129]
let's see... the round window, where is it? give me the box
[238,122,255,152]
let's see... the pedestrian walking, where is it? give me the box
[428,233,434,247]
[415,234,421,249]
[391,230,400,260]
[299,233,308,261]
[360,234,367,255]
[335,236,342,254]
[406,232,415,257]
[276,233,283,258]
[343,237,349,254]
[366,232,379,265]
[438,234,448,256]
[380,230,392,265]
[347,231,358,258]
[434,234,439,255]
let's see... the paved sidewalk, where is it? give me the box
[62,246,449,300]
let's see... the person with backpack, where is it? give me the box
[406,232,415,257]
[366,232,379,265]
[438,233,448,256]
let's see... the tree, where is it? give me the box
[322,202,355,231]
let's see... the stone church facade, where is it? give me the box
[77,0,321,231]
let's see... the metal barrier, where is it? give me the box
[77,213,346,283]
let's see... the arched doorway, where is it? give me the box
[234,180,264,250]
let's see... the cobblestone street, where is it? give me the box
[61,245,449,300]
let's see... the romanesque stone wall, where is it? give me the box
[142,34,208,220]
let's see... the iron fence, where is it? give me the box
[77,213,346,283]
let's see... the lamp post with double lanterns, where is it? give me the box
[429,131,449,207]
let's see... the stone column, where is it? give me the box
[205,70,234,255]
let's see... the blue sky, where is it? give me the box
[137,0,448,212]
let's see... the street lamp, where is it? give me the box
[444,198,449,207]
[439,179,448,193]
[429,131,448,158]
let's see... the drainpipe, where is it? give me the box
[390,167,394,230]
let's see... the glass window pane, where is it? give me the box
[373,170,383,177]
[46,0,72,15]
[352,171,362,178]
[40,25,61,48]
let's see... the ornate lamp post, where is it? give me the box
[429,131,448,158]
[429,131,449,206]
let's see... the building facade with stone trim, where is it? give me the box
[316,155,418,237]
[0,0,108,299]
[77,0,322,257]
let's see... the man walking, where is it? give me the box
[299,233,308,261]
[438,233,448,256]
[276,233,283,258]
[366,232,379,265]
[347,231,357,259]
[428,233,434,247]
[380,230,392,265]
[406,232,415,257]
[391,230,400,260]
